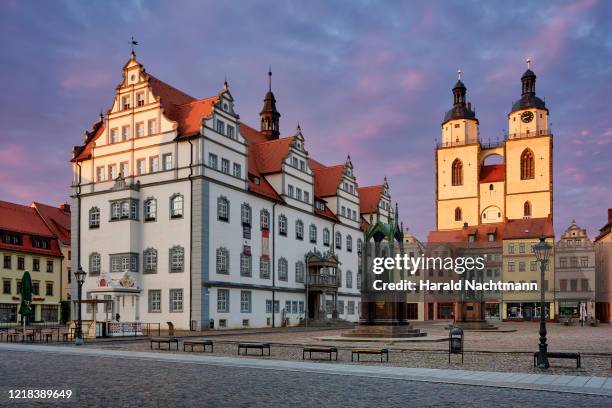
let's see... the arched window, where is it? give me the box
[278,215,287,235]
[89,253,101,276]
[346,270,353,288]
[241,203,251,226]
[89,207,100,228]
[278,258,288,281]
[520,149,535,180]
[524,201,532,217]
[357,238,363,255]
[356,272,362,289]
[144,198,157,221]
[170,194,184,218]
[169,246,184,273]
[309,224,317,243]
[295,220,304,240]
[217,196,229,221]
[451,159,463,186]
[323,228,330,246]
[143,248,157,273]
[260,209,269,230]
[335,232,342,250]
[216,247,229,274]
[295,261,304,283]
[455,207,462,221]
[346,235,353,252]
[489,184,494,191]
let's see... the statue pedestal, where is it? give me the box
[342,323,426,338]
[452,320,498,330]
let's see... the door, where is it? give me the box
[427,303,434,320]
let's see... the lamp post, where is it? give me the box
[533,236,552,369]
[74,267,86,346]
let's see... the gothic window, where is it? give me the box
[309,224,317,243]
[143,248,157,273]
[323,228,330,246]
[260,209,270,230]
[335,232,342,250]
[451,159,463,186]
[217,196,229,221]
[89,253,101,276]
[169,246,184,273]
[524,201,531,217]
[346,235,353,252]
[295,261,304,283]
[520,149,535,180]
[144,198,157,221]
[278,258,288,281]
[278,215,287,236]
[170,194,184,218]
[455,207,462,221]
[216,247,229,274]
[295,220,304,240]
[241,203,251,226]
[89,207,100,228]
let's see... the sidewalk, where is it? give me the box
[2,343,610,397]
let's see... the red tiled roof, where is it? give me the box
[31,202,71,245]
[254,137,294,174]
[172,96,219,137]
[427,222,506,243]
[503,217,554,239]
[0,201,62,257]
[358,185,383,214]
[240,124,283,202]
[480,164,505,183]
[312,165,344,197]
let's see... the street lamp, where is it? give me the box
[74,267,86,346]
[533,236,552,369]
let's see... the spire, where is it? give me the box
[443,70,476,124]
[260,69,281,140]
[452,69,467,106]
[511,58,546,113]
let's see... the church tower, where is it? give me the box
[259,70,281,140]
[436,71,481,229]
[504,60,553,221]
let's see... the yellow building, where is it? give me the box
[0,201,64,323]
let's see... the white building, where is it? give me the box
[70,52,394,330]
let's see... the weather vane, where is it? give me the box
[130,36,139,52]
[526,58,531,69]
[457,68,462,80]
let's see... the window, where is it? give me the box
[346,235,353,252]
[216,119,225,134]
[520,149,535,180]
[285,300,292,314]
[295,262,304,283]
[452,158,463,186]
[260,209,270,230]
[295,220,304,240]
[3,279,11,295]
[120,162,129,177]
[227,125,235,139]
[240,253,252,277]
[337,270,342,287]
[143,248,157,273]
[136,92,145,107]
[233,163,241,178]
[32,281,40,296]
[346,270,353,288]
[278,258,288,281]
[580,257,588,267]
[122,95,130,110]
[110,199,138,220]
[135,122,144,138]
[45,282,53,296]
[121,125,130,141]
[508,243,514,254]
[110,253,138,272]
[33,259,40,271]
[570,257,578,267]
[508,262,515,272]
[2,255,10,269]
[309,224,317,243]
[288,185,294,198]
[299,301,305,314]
[169,246,184,273]
[169,289,183,312]
[519,243,525,253]
[357,239,363,255]
[560,279,567,292]
[108,164,117,180]
[89,253,101,275]
[581,279,589,291]
[266,299,273,313]
[323,228,330,246]
[149,156,160,172]
[149,290,161,312]
[89,207,100,228]
[144,198,157,221]
[519,262,525,272]
[260,257,270,279]
[338,300,345,314]
[163,154,173,170]
[356,273,362,289]
[217,289,229,312]
[170,194,184,218]
[221,158,230,174]
[292,301,298,314]
[278,215,287,236]
[335,232,342,250]
[217,196,229,221]
[523,201,532,217]
[16,257,25,270]
[348,301,355,315]
[454,207,462,221]
[296,188,302,201]
[109,128,118,144]
[216,248,229,274]
[208,153,218,169]
[147,119,157,135]
[241,203,251,226]
[136,159,146,175]
[530,261,537,271]
[240,291,251,313]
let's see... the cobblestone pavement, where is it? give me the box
[0,350,610,407]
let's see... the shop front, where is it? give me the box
[504,302,553,321]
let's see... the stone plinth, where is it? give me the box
[342,324,426,338]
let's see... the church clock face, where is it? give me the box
[521,111,534,123]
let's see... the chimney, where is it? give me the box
[59,203,71,213]
[608,208,612,223]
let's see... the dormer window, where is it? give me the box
[136,92,145,107]
[300,161,305,171]
[227,125,235,139]
[216,119,225,134]
[122,95,130,110]
[292,157,298,167]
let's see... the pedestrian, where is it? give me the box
[115,313,120,322]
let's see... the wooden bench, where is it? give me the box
[302,346,338,361]
[6,333,20,343]
[183,340,213,352]
[238,342,271,356]
[41,331,54,343]
[150,337,179,350]
[533,352,581,368]
[351,348,389,362]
